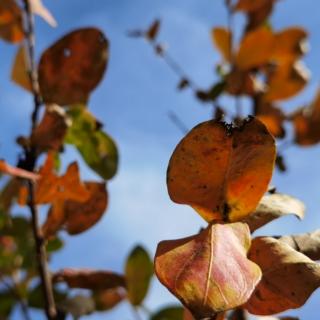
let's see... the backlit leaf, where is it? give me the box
[167,117,275,222]
[234,0,272,12]
[151,305,184,320]
[125,245,153,306]
[242,193,305,233]
[38,28,108,105]
[245,237,320,315]
[155,222,261,318]
[212,27,232,62]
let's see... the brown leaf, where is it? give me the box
[146,19,161,41]
[93,288,126,311]
[246,1,274,32]
[0,178,21,212]
[31,104,70,151]
[292,89,320,145]
[38,28,108,105]
[54,268,126,291]
[234,0,272,12]
[64,182,108,235]
[29,0,57,27]
[279,230,320,261]
[242,193,305,233]
[257,317,298,320]
[167,117,275,222]
[155,222,261,318]
[245,237,320,315]
[212,27,232,62]
[236,27,274,70]
[0,160,39,180]
[0,0,24,43]
[264,61,309,102]
[11,46,32,92]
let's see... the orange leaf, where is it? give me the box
[155,222,261,318]
[212,27,232,62]
[54,268,126,291]
[167,118,275,222]
[38,28,109,105]
[234,0,272,12]
[0,160,39,180]
[245,237,320,315]
[0,0,24,43]
[93,288,126,311]
[236,27,274,70]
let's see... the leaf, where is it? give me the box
[66,106,118,180]
[11,46,32,91]
[125,245,153,306]
[46,236,64,253]
[151,305,184,320]
[64,181,108,235]
[245,1,274,31]
[31,104,70,151]
[278,229,320,261]
[242,193,305,232]
[0,0,24,43]
[245,237,320,315]
[38,28,109,105]
[167,117,275,222]
[236,27,274,70]
[155,222,261,318]
[0,160,39,180]
[291,89,320,145]
[0,291,15,317]
[264,61,309,102]
[212,27,232,62]
[93,288,126,311]
[58,295,95,318]
[29,0,57,27]
[0,178,21,212]
[54,268,126,291]
[234,0,271,12]
[146,19,161,41]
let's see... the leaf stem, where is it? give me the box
[21,0,56,319]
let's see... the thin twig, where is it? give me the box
[22,0,56,319]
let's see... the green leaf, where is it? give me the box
[0,291,14,317]
[151,305,184,320]
[125,245,153,306]
[65,106,118,180]
[46,237,64,253]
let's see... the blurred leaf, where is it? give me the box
[58,295,95,319]
[66,106,118,180]
[151,305,184,320]
[0,0,24,43]
[212,27,232,62]
[167,118,275,222]
[125,245,153,306]
[245,237,320,315]
[0,178,21,212]
[242,193,305,232]
[234,0,271,12]
[11,46,32,91]
[93,288,126,311]
[0,291,14,318]
[38,28,108,105]
[155,223,261,318]
[29,0,57,27]
[46,237,64,253]
[146,19,161,41]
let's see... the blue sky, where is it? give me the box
[1,0,320,319]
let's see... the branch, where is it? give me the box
[22,0,56,319]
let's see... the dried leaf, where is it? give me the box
[38,28,108,105]
[31,104,70,151]
[54,268,126,291]
[0,0,24,43]
[236,27,274,70]
[29,0,57,27]
[146,19,161,41]
[245,237,320,315]
[167,117,275,222]
[93,288,126,311]
[155,222,262,318]
[246,1,274,32]
[242,193,305,233]
[234,0,272,12]
[212,27,232,62]
[125,245,153,306]
[0,160,39,180]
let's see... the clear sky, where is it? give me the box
[1,0,320,319]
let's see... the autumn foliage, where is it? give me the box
[1,0,320,320]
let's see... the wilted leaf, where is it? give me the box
[242,193,305,232]
[29,0,57,27]
[146,19,161,41]
[11,46,32,91]
[38,28,108,105]
[0,0,24,43]
[93,288,126,311]
[212,27,232,62]
[64,182,108,235]
[236,27,274,70]
[31,104,70,151]
[125,245,153,306]
[264,61,309,102]
[0,160,39,180]
[151,305,184,320]
[245,237,320,315]
[66,106,118,180]
[54,268,126,291]
[155,222,261,318]
[167,117,275,222]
